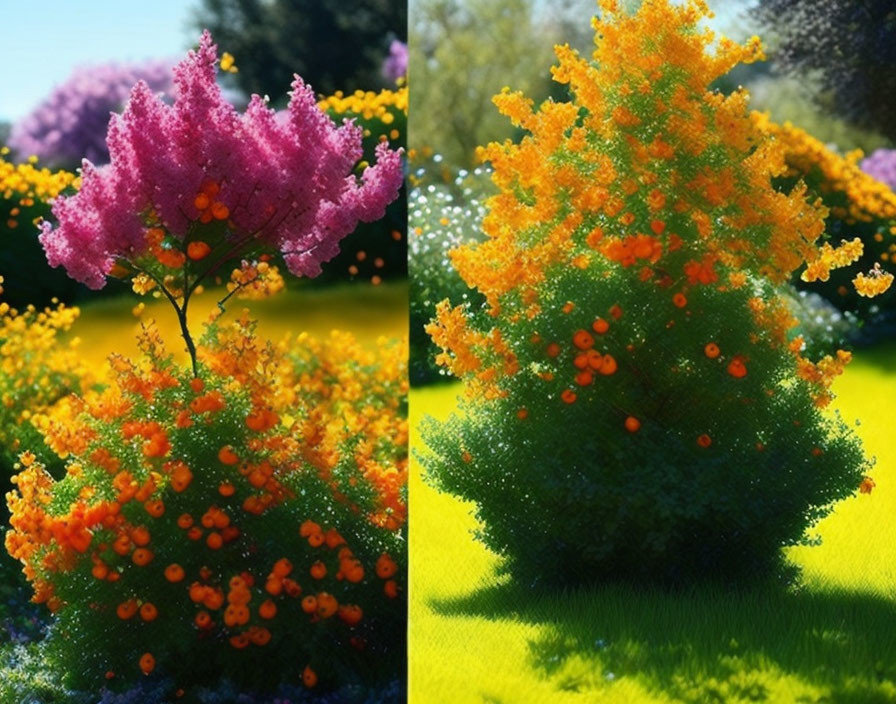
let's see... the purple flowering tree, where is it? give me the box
[861,149,896,191]
[382,41,408,83]
[39,32,404,375]
[9,61,173,168]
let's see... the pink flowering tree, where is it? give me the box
[39,31,404,375]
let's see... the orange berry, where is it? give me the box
[697,434,712,448]
[375,554,398,579]
[310,561,327,579]
[218,446,239,465]
[140,602,158,622]
[139,653,155,676]
[572,330,594,350]
[592,318,610,334]
[200,179,220,196]
[229,634,249,649]
[338,604,363,626]
[546,342,561,358]
[211,202,229,220]
[560,389,577,404]
[206,532,223,550]
[283,578,302,597]
[727,357,747,378]
[704,342,720,359]
[91,563,109,580]
[144,499,164,518]
[187,240,211,261]
[189,377,205,392]
[575,370,593,387]
[248,626,271,645]
[132,548,154,566]
[324,529,345,549]
[316,592,338,618]
[301,596,318,614]
[272,558,293,577]
[131,526,151,547]
[516,408,529,420]
[195,610,212,629]
[610,304,623,319]
[299,520,320,538]
[599,354,618,375]
[164,564,185,583]
[384,580,399,598]
[117,599,138,620]
[194,193,211,211]
[672,292,687,308]
[624,416,641,433]
[307,532,325,548]
[259,600,277,619]
[303,666,317,688]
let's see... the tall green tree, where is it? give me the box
[410,0,593,167]
[194,0,406,101]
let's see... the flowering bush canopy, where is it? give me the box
[317,85,408,282]
[39,31,404,291]
[862,149,896,191]
[6,317,407,695]
[382,41,408,83]
[0,282,89,482]
[8,62,173,168]
[422,0,873,585]
[754,118,896,317]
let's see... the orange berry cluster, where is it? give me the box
[6,319,407,694]
[193,180,229,224]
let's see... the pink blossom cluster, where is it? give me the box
[40,31,404,290]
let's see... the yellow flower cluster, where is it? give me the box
[801,237,864,283]
[220,51,238,73]
[853,265,895,297]
[318,86,407,144]
[226,260,285,301]
[0,151,80,200]
[1,150,79,228]
[318,86,407,123]
[792,338,852,407]
[754,115,896,223]
[0,282,91,462]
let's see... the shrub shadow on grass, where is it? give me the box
[431,580,896,703]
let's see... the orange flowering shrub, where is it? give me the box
[6,317,407,696]
[422,0,874,586]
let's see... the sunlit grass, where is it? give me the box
[68,281,408,367]
[410,346,896,704]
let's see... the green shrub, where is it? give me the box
[6,319,407,697]
[421,0,876,587]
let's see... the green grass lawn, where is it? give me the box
[410,345,896,704]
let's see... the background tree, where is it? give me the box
[753,0,896,143]
[193,0,406,102]
[409,0,594,168]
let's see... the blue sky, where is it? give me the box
[0,0,196,122]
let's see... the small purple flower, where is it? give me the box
[8,61,173,168]
[381,40,408,83]
[861,148,896,190]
